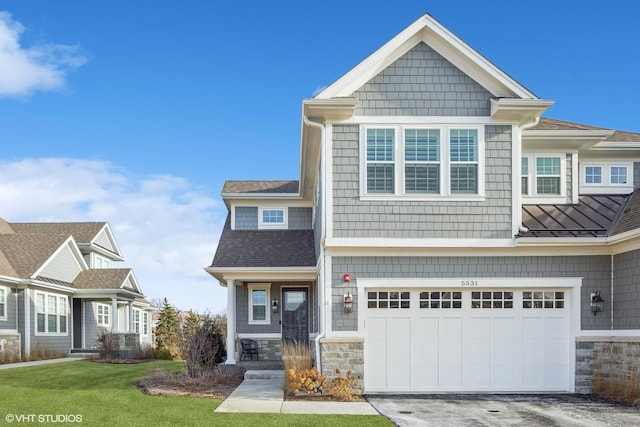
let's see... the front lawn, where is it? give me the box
[0,360,392,426]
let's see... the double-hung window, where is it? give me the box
[0,287,6,320]
[133,309,141,333]
[142,311,149,336]
[97,303,110,327]
[362,125,483,198]
[35,292,68,335]
[366,128,395,193]
[521,157,529,195]
[404,129,440,193]
[248,283,270,325]
[450,130,478,193]
[536,157,561,194]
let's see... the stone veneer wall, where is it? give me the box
[237,338,282,362]
[575,338,640,394]
[319,339,364,393]
[0,333,21,361]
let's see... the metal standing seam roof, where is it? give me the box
[210,215,316,268]
[520,194,631,238]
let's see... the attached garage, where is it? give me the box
[361,278,580,393]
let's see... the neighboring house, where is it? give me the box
[0,219,153,359]
[206,14,640,394]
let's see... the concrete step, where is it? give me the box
[244,369,285,380]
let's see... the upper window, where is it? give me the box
[248,283,270,325]
[580,162,633,194]
[258,208,288,229]
[521,154,566,200]
[0,287,6,320]
[362,126,484,198]
[94,254,112,269]
[36,292,68,335]
[97,303,110,327]
[536,157,561,194]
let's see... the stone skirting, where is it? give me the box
[319,338,364,389]
[576,337,640,394]
[238,338,283,362]
[0,333,21,361]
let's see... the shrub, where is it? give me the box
[96,329,121,359]
[282,340,313,371]
[181,315,226,378]
[285,367,363,400]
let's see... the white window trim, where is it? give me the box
[580,161,633,194]
[522,154,567,203]
[93,254,112,269]
[132,308,149,337]
[359,124,485,201]
[34,292,69,336]
[0,286,7,321]
[248,283,271,325]
[258,207,288,230]
[96,303,111,327]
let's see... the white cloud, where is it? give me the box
[0,158,228,313]
[0,11,87,98]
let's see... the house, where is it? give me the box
[0,219,153,359]
[206,14,640,394]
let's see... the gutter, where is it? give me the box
[303,115,326,372]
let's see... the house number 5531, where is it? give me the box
[461,280,478,287]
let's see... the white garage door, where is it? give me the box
[365,288,571,392]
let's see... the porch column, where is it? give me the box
[225,279,236,364]
[128,302,134,332]
[111,297,119,332]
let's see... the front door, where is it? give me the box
[282,288,308,343]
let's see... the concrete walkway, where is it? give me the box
[215,370,378,415]
[0,355,88,370]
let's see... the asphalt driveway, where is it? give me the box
[365,394,640,426]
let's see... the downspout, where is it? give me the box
[303,115,326,373]
[610,254,614,330]
[517,117,540,234]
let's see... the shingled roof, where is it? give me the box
[533,118,640,143]
[611,189,640,236]
[73,269,139,292]
[211,215,316,268]
[221,180,299,194]
[10,222,106,244]
[0,234,71,278]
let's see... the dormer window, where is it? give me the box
[258,207,288,229]
[521,154,566,202]
[580,162,633,194]
[93,254,112,269]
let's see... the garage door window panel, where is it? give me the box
[368,291,410,309]
[420,291,462,309]
[471,291,513,309]
[523,291,564,309]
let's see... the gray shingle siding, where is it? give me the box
[612,249,640,329]
[289,208,312,229]
[331,255,612,332]
[352,42,492,116]
[0,286,17,330]
[332,124,513,239]
[235,207,258,230]
[634,162,640,187]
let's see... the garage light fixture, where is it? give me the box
[590,291,604,315]
[344,293,353,313]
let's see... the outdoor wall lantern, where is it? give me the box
[344,293,353,313]
[590,291,604,315]
[271,299,279,314]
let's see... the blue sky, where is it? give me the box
[0,1,638,313]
